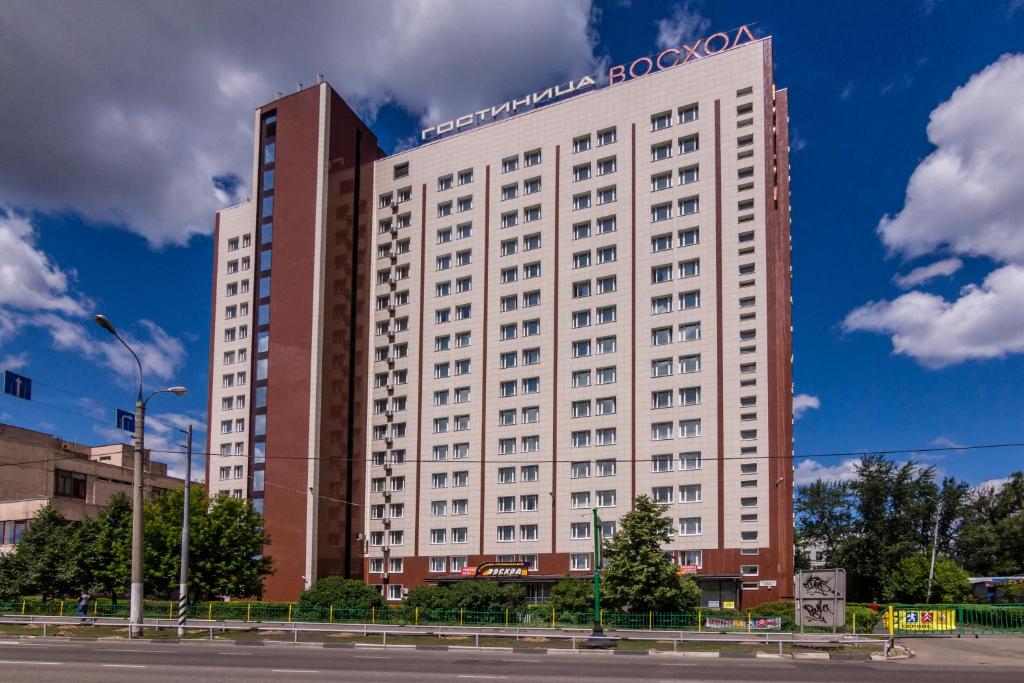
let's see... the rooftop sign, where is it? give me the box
[421,24,757,142]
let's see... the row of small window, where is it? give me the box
[372,396,408,413]
[495,348,541,369]
[500,177,542,200]
[372,423,408,440]
[373,370,408,388]
[651,228,701,253]
[571,157,617,181]
[437,196,474,217]
[498,262,542,283]
[378,186,412,208]
[226,234,252,252]
[217,442,246,456]
[222,349,248,365]
[569,245,618,269]
[498,233,541,255]
[498,291,542,313]
[370,502,409,519]
[375,317,412,336]
[435,250,473,270]
[431,415,473,433]
[0,520,28,545]
[220,394,247,411]
[651,104,700,131]
[571,215,617,240]
[435,223,474,243]
[499,205,542,227]
[494,435,541,453]
[225,256,251,274]
[433,360,476,379]
[651,420,703,440]
[496,376,542,395]
[650,259,701,284]
[650,135,699,162]
[501,149,543,174]
[496,406,541,426]
[568,366,619,387]
[377,214,413,234]
[433,306,473,324]
[375,290,411,309]
[217,465,245,481]
[650,165,700,192]
[651,290,701,314]
[568,336,618,358]
[376,238,411,260]
[570,276,618,298]
[224,279,249,297]
[220,418,246,434]
[223,325,248,343]
[649,387,701,409]
[376,265,410,284]
[569,309,614,329]
[427,443,471,460]
[432,278,474,298]
[572,127,618,153]
[428,470,473,488]
[221,371,247,388]
[651,197,699,222]
[224,302,249,319]
[369,475,418,491]
[568,429,617,448]
[649,354,702,376]
[496,319,542,341]
[572,186,617,210]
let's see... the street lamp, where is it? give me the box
[95,314,186,635]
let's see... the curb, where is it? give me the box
[792,652,830,660]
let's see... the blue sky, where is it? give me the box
[1,0,1022,486]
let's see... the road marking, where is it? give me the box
[102,664,147,668]
[456,677,509,680]
[0,660,62,665]
[102,648,173,653]
[272,670,320,674]
[353,655,391,659]
[217,651,252,655]
[502,659,543,663]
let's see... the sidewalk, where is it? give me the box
[904,636,1024,666]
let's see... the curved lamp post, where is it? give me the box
[95,314,186,635]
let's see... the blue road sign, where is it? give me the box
[116,409,136,433]
[3,371,31,400]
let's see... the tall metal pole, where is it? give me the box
[926,498,943,603]
[177,424,192,637]
[130,394,145,636]
[592,507,601,634]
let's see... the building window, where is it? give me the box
[54,469,87,499]
[597,127,616,146]
[679,517,702,536]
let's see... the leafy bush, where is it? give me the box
[297,577,386,610]
[550,577,593,614]
[403,581,525,612]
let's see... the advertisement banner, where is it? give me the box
[887,609,957,632]
[705,617,782,630]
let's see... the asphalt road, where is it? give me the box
[1,639,1022,683]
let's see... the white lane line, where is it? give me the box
[353,655,391,659]
[502,659,543,663]
[456,677,509,680]
[272,670,320,674]
[217,651,252,655]
[0,660,62,665]
[102,648,173,653]
[102,664,147,668]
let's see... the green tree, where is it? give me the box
[953,473,1024,576]
[601,496,701,612]
[298,577,386,610]
[144,486,273,599]
[82,493,132,603]
[550,577,593,614]
[884,554,971,604]
[0,506,79,598]
[795,480,853,567]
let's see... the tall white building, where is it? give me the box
[208,24,793,607]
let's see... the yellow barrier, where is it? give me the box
[371,606,376,624]
[415,607,419,626]
[288,604,293,622]
[329,606,333,623]
[207,602,212,620]
[697,609,702,630]
[747,612,751,632]
[247,603,252,622]
[59,601,64,617]
[460,608,464,626]
[505,608,509,627]
[649,611,653,629]
[551,608,555,628]
[168,601,173,618]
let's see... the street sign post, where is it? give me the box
[116,409,136,433]
[3,371,32,400]
[795,569,846,632]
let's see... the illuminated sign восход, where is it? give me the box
[421,24,757,142]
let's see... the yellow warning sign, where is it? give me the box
[885,609,957,631]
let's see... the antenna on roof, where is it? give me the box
[276,92,283,98]
[317,73,325,83]
[297,82,303,92]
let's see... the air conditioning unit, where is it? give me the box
[383,491,392,501]
[382,545,391,554]
[387,331,395,342]
[390,253,398,264]
[384,437,393,447]
[390,228,399,239]
[401,587,409,596]
[383,516,391,527]
[387,304,396,315]
[381,571,389,581]
[386,358,395,369]
[391,204,399,214]
[388,279,397,291]
[385,383,395,393]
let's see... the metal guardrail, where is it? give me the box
[0,617,891,656]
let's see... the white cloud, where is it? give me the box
[877,54,1024,265]
[0,0,603,246]
[655,2,710,50]
[893,257,963,288]
[844,264,1024,367]
[793,394,821,419]
[848,55,1024,368]
[0,209,88,315]
[0,352,28,372]
[31,314,187,384]
[794,459,860,485]
[931,435,966,449]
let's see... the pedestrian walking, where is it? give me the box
[76,592,90,621]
